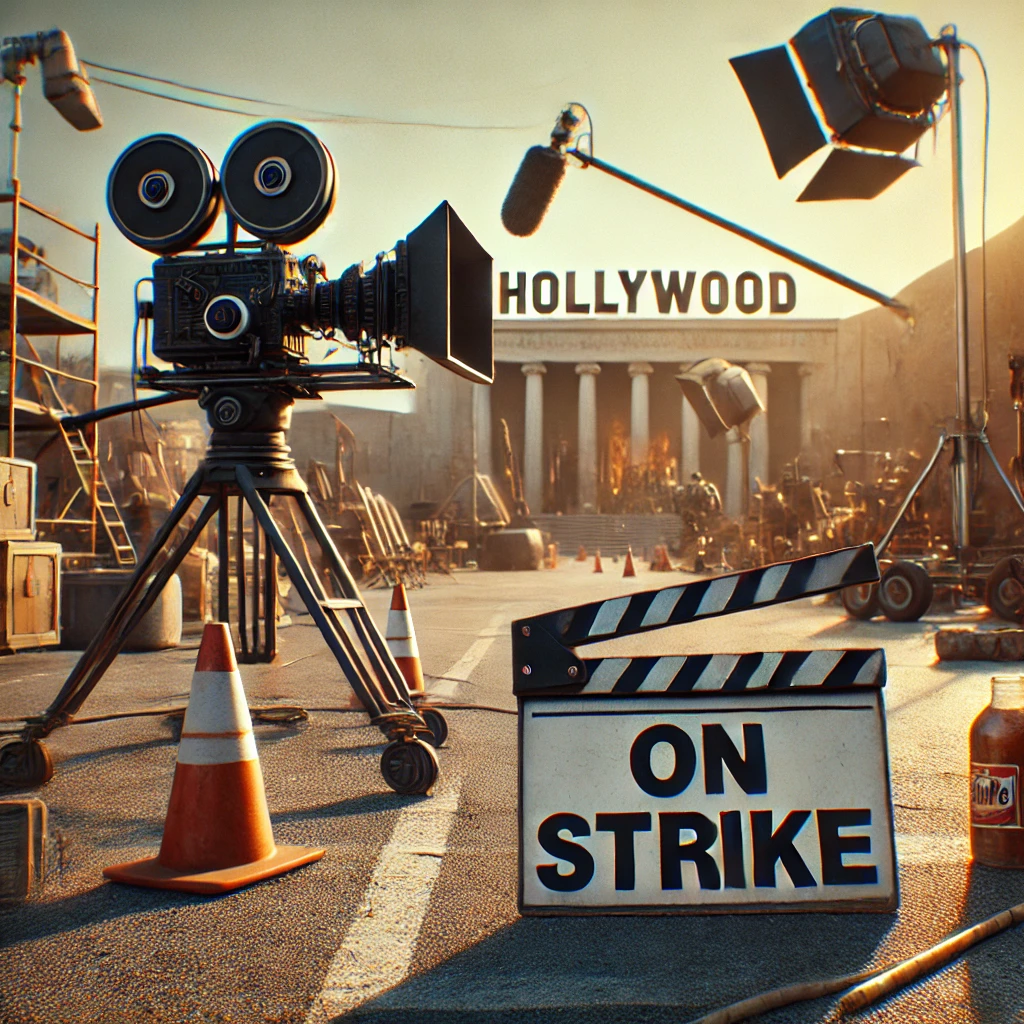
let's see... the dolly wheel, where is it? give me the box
[380,739,439,795]
[986,557,1024,622]
[878,561,934,622]
[0,739,54,790]
[420,708,450,749]
[841,583,881,620]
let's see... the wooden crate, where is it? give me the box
[0,799,47,899]
[0,458,37,540]
[0,540,60,652]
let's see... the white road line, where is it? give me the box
[896,833,969,865]
[305,780,462,1024]
[430,610,507,697]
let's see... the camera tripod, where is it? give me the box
[0,383,446,795]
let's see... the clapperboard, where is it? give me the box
[513,543,898,915]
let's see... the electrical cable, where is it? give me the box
[81,59,537,131]
[685,898,1024,1023]
[0,698,515,727]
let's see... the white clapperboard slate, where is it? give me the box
[513,543,898,915]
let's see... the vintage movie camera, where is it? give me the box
[107,121,492,384]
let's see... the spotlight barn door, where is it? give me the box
[406,202,494,385]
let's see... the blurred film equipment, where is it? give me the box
[1,120,494,795]
[676,358,765,439]
[733,11,1024,619]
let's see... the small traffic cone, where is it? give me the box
[386,582,425,695]
[576,544,587,562]
[623,546,636,578]
[593,550,603,573]
[103,624,323,894]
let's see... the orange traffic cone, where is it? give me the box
[103,624,324,894]
[593,550,603,573]
[623,546,636,578]
[576,544,587,562]
[386,582,425,695]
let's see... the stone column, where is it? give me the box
[798,364,814,452]
[522,362,546,513]
[575,362,601,511]
[628,362,654,465]
[679,363,701,482]
[746,362,771,491]
[473,383,493,478]
[725,426,746,518]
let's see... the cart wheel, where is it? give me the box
[380,739,439,795]
[841,583,881,620]
[986,557,1024,622]
[878,561,934,622]
[0,739,54,790]
[421,708,450,748]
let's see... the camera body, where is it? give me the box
[152,245,311,369]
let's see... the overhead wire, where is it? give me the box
[81,59,538,131]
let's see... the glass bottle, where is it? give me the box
[971,675,1024,868]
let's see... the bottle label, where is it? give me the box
[971,763,1020,827]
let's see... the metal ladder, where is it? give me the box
[51,418,137,566]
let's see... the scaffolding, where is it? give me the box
[1,91,134,565]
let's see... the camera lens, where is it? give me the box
[203,295,250,341]
[254,157,292,197]
[138,170,174,209]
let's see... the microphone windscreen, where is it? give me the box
[501,145,566,237]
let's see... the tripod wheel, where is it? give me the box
[841,583,881,620]
[878,561,933,622]
[380,739,439,795]
[0,739,54,790]
[420,708,450,748]
[986,557,1024,622]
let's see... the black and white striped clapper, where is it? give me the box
[514,543,898,916]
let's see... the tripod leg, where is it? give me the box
[264,504,277,660]
[876,431,950,557]
[235,467,413,729]
[32,482,218,735]
[218,487,230,621]
[980,433,1024,515]
[236,494,249,660]
[251,511,261,656]
[294,490,412,706]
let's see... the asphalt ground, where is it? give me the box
[1,556,1023,1023]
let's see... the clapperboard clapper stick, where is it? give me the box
[513,543,899,915]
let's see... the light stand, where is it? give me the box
[872,27,1024,577]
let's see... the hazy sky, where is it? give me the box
[3,0,1023,371]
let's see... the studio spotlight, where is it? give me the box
[676,358,764,439]
[730,9,946,200]
[1,29,102,132]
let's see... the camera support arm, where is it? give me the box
[58,391,191,430]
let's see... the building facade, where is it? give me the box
[480,318,837,516]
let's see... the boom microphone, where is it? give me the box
[501,144,566,237]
